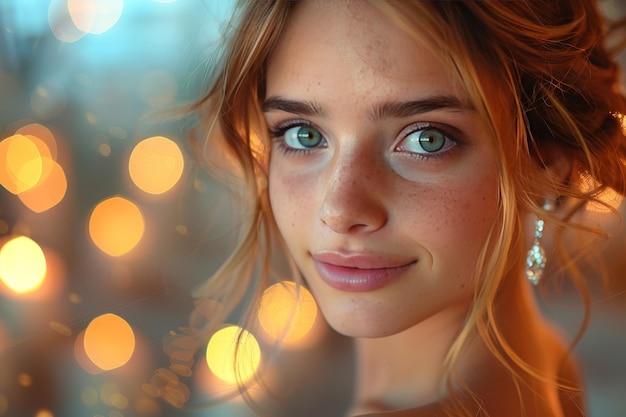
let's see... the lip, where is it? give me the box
[312,251,416,292]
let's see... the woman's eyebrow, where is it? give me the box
[262,94,472,119]
[368,95,473,121]
[262,97,325,116]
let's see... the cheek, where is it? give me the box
[268,167,314,234]
[268,173,289,230]
[413,175,498,260]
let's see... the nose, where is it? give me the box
[319,152,388,234]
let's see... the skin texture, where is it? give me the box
[265,1,497,339]
[263,2,583,416]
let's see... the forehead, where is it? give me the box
[265,1,467,100]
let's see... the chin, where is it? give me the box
[320,305,417,339]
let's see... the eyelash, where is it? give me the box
[394,122,461,161]
[268,119,327,156]
[268,120,461,160]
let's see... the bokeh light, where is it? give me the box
[74,329,102,374]
[68,0,124,35]
[11,246,67,301]
[0,129,67,212]
[88,196,144,256]
[18,158,67,213]
[83,313,135,371]
[128,136,184,195]
[17,373,32,387]
[143,368,191,409]
[15,123,58,161]
[100,382,129,410]
[0,236,47,294]
[258,281,318,346]
[0,134,44,195]
[30,80,67,120]
[205,326,261,384]
[50,321,72,337]
[48,0,87,43]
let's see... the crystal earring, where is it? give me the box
[525,199,553,286]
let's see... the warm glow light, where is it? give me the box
[580,175,624,213]
[48,0,88,43]
[18,158,67,213]
[68,0,124,35]
[16,123,58,161]
[22,135,55,182]
[612,111,626,136]
[128,136,184,195]
[88,196,144,256]
[7,247,67,301]
[18,373,32,387]
[586,187,624,213]
[84,313,135,371]
[249,132,267,162]
[0,134,44,194]
[34,409,54,417]
[143,368,191,408]
[0,130,65,212]
[0,236,47,294]
[74,330,102,374]
[258,281,318,346]
[206,326,261,384]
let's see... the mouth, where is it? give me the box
[311,252,416,292]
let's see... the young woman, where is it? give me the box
[190,1,626,416]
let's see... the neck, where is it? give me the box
[350,274,549,414]
[352,302,469,411]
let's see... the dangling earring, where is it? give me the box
[526,199,554,286]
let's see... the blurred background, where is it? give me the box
[0,1,625,417]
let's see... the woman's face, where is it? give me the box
[265,2,499,338]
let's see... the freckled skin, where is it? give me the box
[265,2,498,339]
[260,3,586,415]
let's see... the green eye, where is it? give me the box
[416,129,445,153]
[400,127,453,155]
[285,125,324,149]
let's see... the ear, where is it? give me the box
[538,143,573,185]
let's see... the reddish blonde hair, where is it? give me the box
[191,1,626,415]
